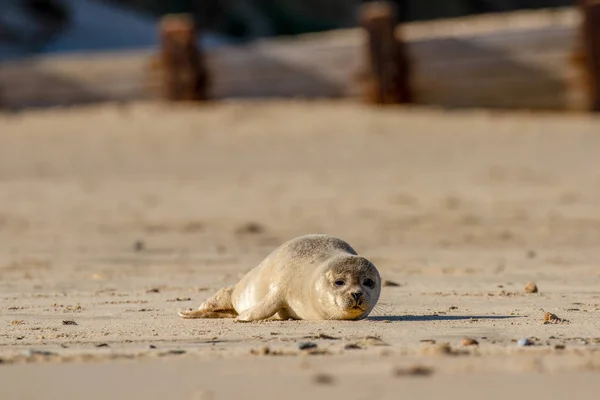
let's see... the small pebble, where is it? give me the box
[62,320,77,325]
[344,343,362,350]
[165,349,186,355]
[554,344,566,350]
[461,337,479,346]
[517,338,533,347]
[421,343,453,356]
[96,343,109,348]
[158,349,186,357]
[524,282,538,293]
[313,373,335,385]
[393,366,434,377]
[383,280,401,287]
[250,346,271,356]
[236,222,265,235]
[133,240,145,252]
[298,342,317,351]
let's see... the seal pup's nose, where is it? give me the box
[351,291,363,301]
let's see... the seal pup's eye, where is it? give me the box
[334,280,345,286]
[363,279,375,288]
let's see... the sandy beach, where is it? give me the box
[1,100,600,399]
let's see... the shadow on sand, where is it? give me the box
[368,315,521,322]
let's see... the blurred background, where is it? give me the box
[0,0,574,60]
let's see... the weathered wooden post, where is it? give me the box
[579,0,600,111]
[358,1,412,105]
[158,14,209,101]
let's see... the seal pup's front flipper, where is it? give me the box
[234,291,283,322]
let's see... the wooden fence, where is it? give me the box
[0,2,598,112]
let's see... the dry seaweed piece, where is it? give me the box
[298,342,317,350]
[543,311,569,324]
[313,373,335,385]
[235,222,265,235]
[393,366,434,377]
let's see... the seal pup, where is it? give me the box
[178,234,381,322]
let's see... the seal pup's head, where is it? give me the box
[315,254,381,320]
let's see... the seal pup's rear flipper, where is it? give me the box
[178,309,238,319]
[177,285,237,319]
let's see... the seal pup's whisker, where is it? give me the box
[369,302,392,318]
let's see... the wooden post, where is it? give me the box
[359,1,412,105]
[580,0,600,111]
[159,14,209,101]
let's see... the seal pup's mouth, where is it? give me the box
[334,297,368,313]
[336,302,365,311]
[350,303,366,311]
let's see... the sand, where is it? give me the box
[1,100,600,399]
